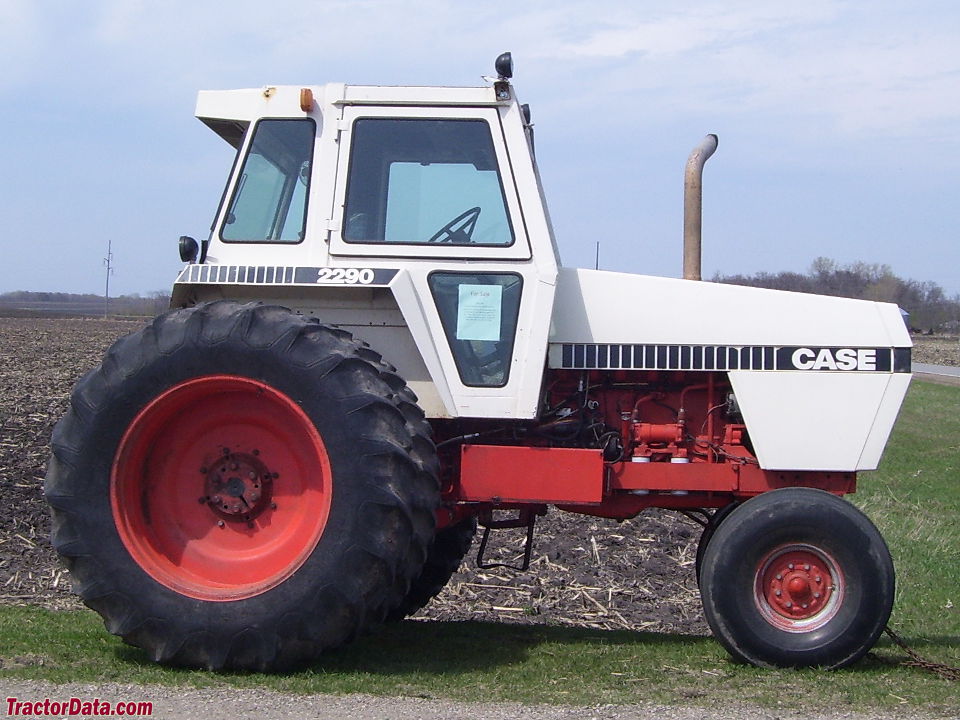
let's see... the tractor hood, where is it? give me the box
[547,268,911,472]
[549,268,910,349]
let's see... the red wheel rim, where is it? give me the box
[754,544,844,632]
[111,375,332,601]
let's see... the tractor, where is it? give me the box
[46,53,910,671]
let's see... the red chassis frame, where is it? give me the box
[434,369,856,528]
[450,443,854,524]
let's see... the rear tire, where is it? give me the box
[45,301,439,670]
[699,487,894,669]
[387,517,477,621]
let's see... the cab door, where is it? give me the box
[327,103,557,419]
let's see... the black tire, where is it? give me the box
[387,517,478,621]
[694,502,739,585]
[699,487,894,669]
[45,301,439,671]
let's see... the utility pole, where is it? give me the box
[103,240,114,318]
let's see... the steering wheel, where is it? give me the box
[428,207,482,243]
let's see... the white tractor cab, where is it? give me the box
[49,53,911,673]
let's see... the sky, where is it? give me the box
[1,0,958,297]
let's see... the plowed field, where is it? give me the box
[0,316,950,634]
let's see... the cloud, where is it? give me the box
[531,2,835,59]
[520,1,960,139]
[0,0,41,87]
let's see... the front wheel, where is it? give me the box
[699,487,894,669]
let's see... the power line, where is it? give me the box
[103,240,114,318]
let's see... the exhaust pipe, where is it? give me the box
[683,134,718,281]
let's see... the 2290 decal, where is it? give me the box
[316,268,376,285]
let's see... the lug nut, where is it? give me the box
[804,564,811,571]
[270,502,277,510]
[217,520,225,528]
[776,574,782,581]
[249,471,256,479]
[815,576,822,583]
[775,590,782,597]
[785,602,793,609]
[211,495,221,504]
[788,563,794,570]
[813,592,821,599]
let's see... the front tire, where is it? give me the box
[699,487,894,669]
[45,301,439,670]
[694,501,739,585]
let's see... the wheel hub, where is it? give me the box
[763,552,831,619]
[202,451,275,522]
[111,374,333,601]
[755,544,843,631]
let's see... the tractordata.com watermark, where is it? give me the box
[6,697,153,717]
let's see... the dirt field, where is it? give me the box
[0,317,952,632]
[912,334,960,366]
[0,316,704,633]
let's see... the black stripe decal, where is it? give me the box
[554,344,911,373]
[175,266,399,287]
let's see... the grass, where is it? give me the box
[1,380,957,714]
[855,381,960,635]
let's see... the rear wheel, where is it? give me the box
[699,487,894,669]
[387,517,478,621]
[45,301,439,670]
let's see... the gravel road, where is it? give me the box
[0,679,950,720]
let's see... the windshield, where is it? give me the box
[221,119,315,243]
[343,118,514,246]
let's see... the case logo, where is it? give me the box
[790,347,877,371]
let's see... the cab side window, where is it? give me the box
[344,119,514,247]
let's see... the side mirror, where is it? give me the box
[179,235,199,263]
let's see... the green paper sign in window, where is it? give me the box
[456,284,503,342]
[429,273,522,387]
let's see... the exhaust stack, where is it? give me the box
[683,134,718,281]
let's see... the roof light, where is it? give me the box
[300,88,314,113]
[495,52,513,80]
